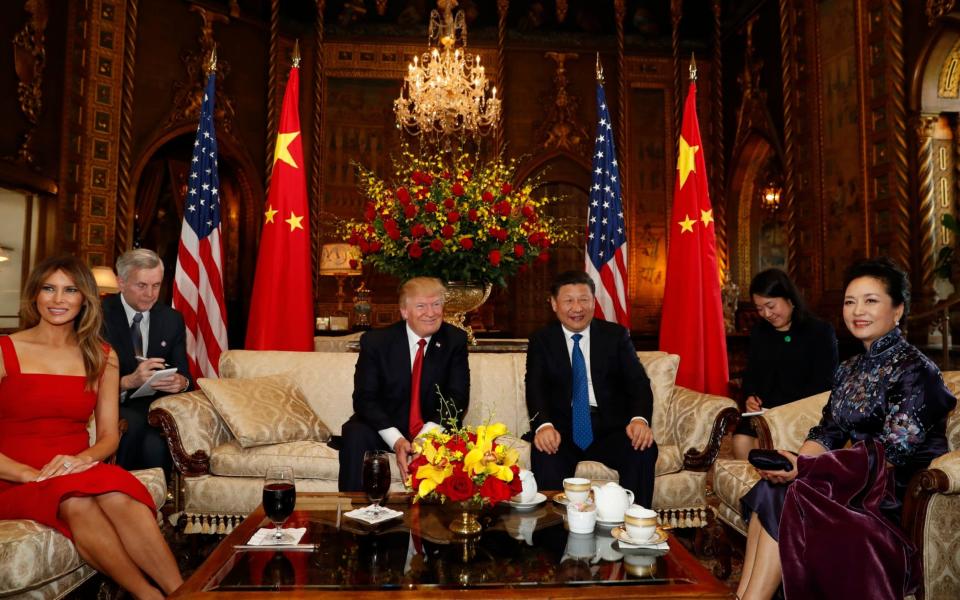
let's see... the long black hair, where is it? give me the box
[749,268,809,323]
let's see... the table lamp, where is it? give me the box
[319,243,362,313]
[91,266,120,297]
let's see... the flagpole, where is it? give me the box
[596,53,604,83]
[292,39,301,68]
[689,52,697,81]
[207,46,217,74]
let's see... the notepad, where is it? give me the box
[741,409,767,417]
[130,367,178,398]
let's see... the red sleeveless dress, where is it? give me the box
[0,336,155,539]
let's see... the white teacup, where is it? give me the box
[566,501,597,534]
[624,504,658,542]
[513,469,538,504]
[563,477,591,504]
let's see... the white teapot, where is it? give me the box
[591,482,634,522]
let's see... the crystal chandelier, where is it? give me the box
[394,0,501,139]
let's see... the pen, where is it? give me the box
[135,356,172,368]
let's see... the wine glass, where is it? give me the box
[263,466,296,543]
[362,450,391,516]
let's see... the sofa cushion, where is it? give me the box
[636,351,680,444]
[210,440,341,479]
[713,458,759,525]
[199,374,331,448]
[0,520,81,595]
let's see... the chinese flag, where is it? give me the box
[658,80,729,396]
[246,65,315,351]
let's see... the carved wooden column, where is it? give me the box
[265,0,280,191]
[312,0,326,300]
[670,0,683,138]
[916,115,942,303]
[496,0,508,158]
[115,0,139,256]
[711,0,726,280]
[614,0,626,176]
[777,0,799,282]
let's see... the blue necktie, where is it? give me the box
[571,333,593,450]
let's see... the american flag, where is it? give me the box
[585,76,629,327]
[172,72,228,379]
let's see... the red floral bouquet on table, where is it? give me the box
[344,145,568,287]
[406,394,522,506]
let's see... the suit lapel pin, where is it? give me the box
[161,340,167,347]
[435,342,441,348]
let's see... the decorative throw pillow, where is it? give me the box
[198,374,331,448]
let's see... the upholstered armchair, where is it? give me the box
[712,380,960,600]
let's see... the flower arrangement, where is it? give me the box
[407,419,522,506]
[344,146,567,287]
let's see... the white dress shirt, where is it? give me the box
[378,324,441,450]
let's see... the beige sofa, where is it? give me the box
[712,374,960,600]
[150,350,738,534]
[0,468,166,599]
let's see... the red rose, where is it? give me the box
[411,171,423,185]
[522,205,535,219]
[411,223,427,238]
[369,240,383,252]
[348,231,360,245]
[387,228,401,241]
[349,259,359,269]
[397,187,410,204]
[384,218,398,230]
[358,239,370,253]
[408,243,423,259]
[424,201,438,213]
[442,170,452,180]
[447,211,460,223]
[536,251,549,264]
[430,238,444,252]
[539,236,551,249]
[443,197,455,209]
[404,204,418,219]
[421,173,433,186]
[491,228,508,242]
[437,467,475,502]
[514,244,524,258]
[452,182,465,197]
[488,249,501,266]
[508,466,522,495]
[460,237,474,250]
[441,225,455,239]
[444,436,468,455]
[501,182,513,195]
[482,190,494,203]
[364,203,377,222]
[463,169,473,180]
[496,200,511,216]
[478,475,512,505]
[468,209,479,222]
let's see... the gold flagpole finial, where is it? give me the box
[206,46,218,74]
[688,52,697,81]
[292,39,301,68]
[596,53,604,83]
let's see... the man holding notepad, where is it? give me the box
[102,249,192,473]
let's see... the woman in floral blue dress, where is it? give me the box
[735,257,956,600]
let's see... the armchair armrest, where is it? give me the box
[671,386,739,471]
[147,390,233,476]
[753,391,830,451]
[901,449,960,560]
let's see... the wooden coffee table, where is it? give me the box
[171,492,732,599]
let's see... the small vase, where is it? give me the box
[447,499,484,536]
[443,282,492,345]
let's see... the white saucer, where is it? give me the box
[507,492,547,510]
[595,516,624,526]
[611,526,668,546]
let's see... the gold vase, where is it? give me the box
[443,282,492,345]
[447,499,484,536]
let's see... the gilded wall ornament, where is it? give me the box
[534,52,589,155]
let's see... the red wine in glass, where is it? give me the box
[263,466,295,541]
[362,451,391,514]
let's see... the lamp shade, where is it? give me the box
[91,266,120,294]
[319,243,362,276]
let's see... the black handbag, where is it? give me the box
[748,448,794,472]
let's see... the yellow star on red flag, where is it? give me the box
[677,136,699,189]
[700,209,714,227]
[274,131,300,169]
[678,214,696,233]
[264,204,278,224]
[285,212,304,231]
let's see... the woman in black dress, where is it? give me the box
[733,269,839,460]
[735,258,956,600]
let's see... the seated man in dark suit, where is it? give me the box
[526,270,658,508]
[102,249,191,473]
[339,277,470,491]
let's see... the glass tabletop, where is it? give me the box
[204,497,712,593]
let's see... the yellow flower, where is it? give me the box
[463,423,510,477]
[413,463,453,497]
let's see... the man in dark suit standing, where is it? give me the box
[339,277,470,491]
[526,270,658,508]
[102,249,191,473]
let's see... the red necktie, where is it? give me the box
[409,338,426,437]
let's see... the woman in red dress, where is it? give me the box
[0,256,182,599]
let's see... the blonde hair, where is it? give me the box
[20,256,106,388]
[398,277,446,307]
